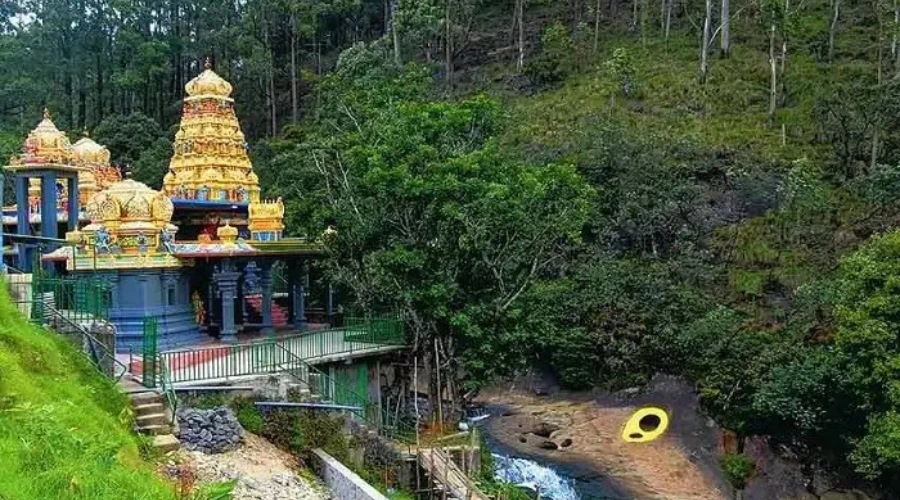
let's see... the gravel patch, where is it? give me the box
[182,432,332,500]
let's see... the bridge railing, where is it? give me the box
[159,316,405,384]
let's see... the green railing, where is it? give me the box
[158,316,405,384]
[141,317,159,388]
[273,344,417,446]
[40,303,128,382]
[31,274,110,325]
[159,356,177,425]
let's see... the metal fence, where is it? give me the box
[158,316,405,384]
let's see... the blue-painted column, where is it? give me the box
[15,175,30,271]
[215,260,240,343]
[259,260,274,335]
[66,175,78,231]
[292,261,307,332]
[40,172,58,239]
[39,173,58,274]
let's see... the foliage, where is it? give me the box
[525,22,575,86]
[260,409,349,463]
[229,396,263,434]
[720,453,755,490]
[0,283,175,499]
[92,113,165,169]
[604,48,637,97]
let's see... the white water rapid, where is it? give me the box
[492,453,581,500]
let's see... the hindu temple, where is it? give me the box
[1,60,327,351]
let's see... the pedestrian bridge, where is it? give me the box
[148,319,406,385]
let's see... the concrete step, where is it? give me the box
[136,413,170,427]
[133,402,165,416]
[129,391,163,405]
[136,423,172,435]
[152,434,181,453]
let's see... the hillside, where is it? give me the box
[0,283,175,500]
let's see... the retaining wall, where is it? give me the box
[311,448,388,500]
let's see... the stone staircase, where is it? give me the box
[122,380,180,453]
[245,294,289,327]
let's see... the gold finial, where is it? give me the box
[204,56,212,70]
[43,108,50,120]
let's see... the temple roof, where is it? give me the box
[185,59,233,100]
[5,109,81,171]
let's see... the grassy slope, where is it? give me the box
[0,283,175,500]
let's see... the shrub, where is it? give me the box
[720,453,755,490]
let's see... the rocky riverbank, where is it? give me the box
[476,375,730,500]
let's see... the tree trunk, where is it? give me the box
[699,0,711,83]
[721,0,730,55]
[391,0,402,65]
[517,0,525,70]
[96,53,104,123]
[290,11,299,124]
[779,0,789,106]
[665,0,673,47]
[829,0,839,62]
[633,0,639,29]
[661,0,666,32]
[894,0,899,73]
[445,0,453,85]
[594,0,602,54]
[768,23,777,127]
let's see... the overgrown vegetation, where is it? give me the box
[9,0,900,492]
[0,284,176,499]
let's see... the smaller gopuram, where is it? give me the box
[4,109,85,271]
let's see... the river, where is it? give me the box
[482,430,629,500]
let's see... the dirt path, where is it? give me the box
[477,376,729,500]
[181,433,332,500]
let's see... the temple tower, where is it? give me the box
[4,110,84,271]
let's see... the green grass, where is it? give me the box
[0,281,177,500]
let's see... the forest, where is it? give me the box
[4,0,900,493]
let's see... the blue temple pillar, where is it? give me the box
[39,173,58,274]
[215,260,240,343]
[14,175,30,271]
[40,172,57,239]
[66,175,78,231]
[289,260,307,332]
[259,260,274,335]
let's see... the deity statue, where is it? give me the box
[192,291,206,327]
[159,228,175,252]
[175,185,187,199]
[95,225,111,254]
[198,185,209,201]
[137,232,148,254]
[236,185,247,202]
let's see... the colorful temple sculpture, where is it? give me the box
[2,61,328,351]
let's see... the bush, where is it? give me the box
[720,453,755,490]
[260,408,349,463]
[229,396,263,434]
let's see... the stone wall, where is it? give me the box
[311,448,388,500]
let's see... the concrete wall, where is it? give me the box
[311,448,388,500]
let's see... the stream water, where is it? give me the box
[491,452,581,500]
